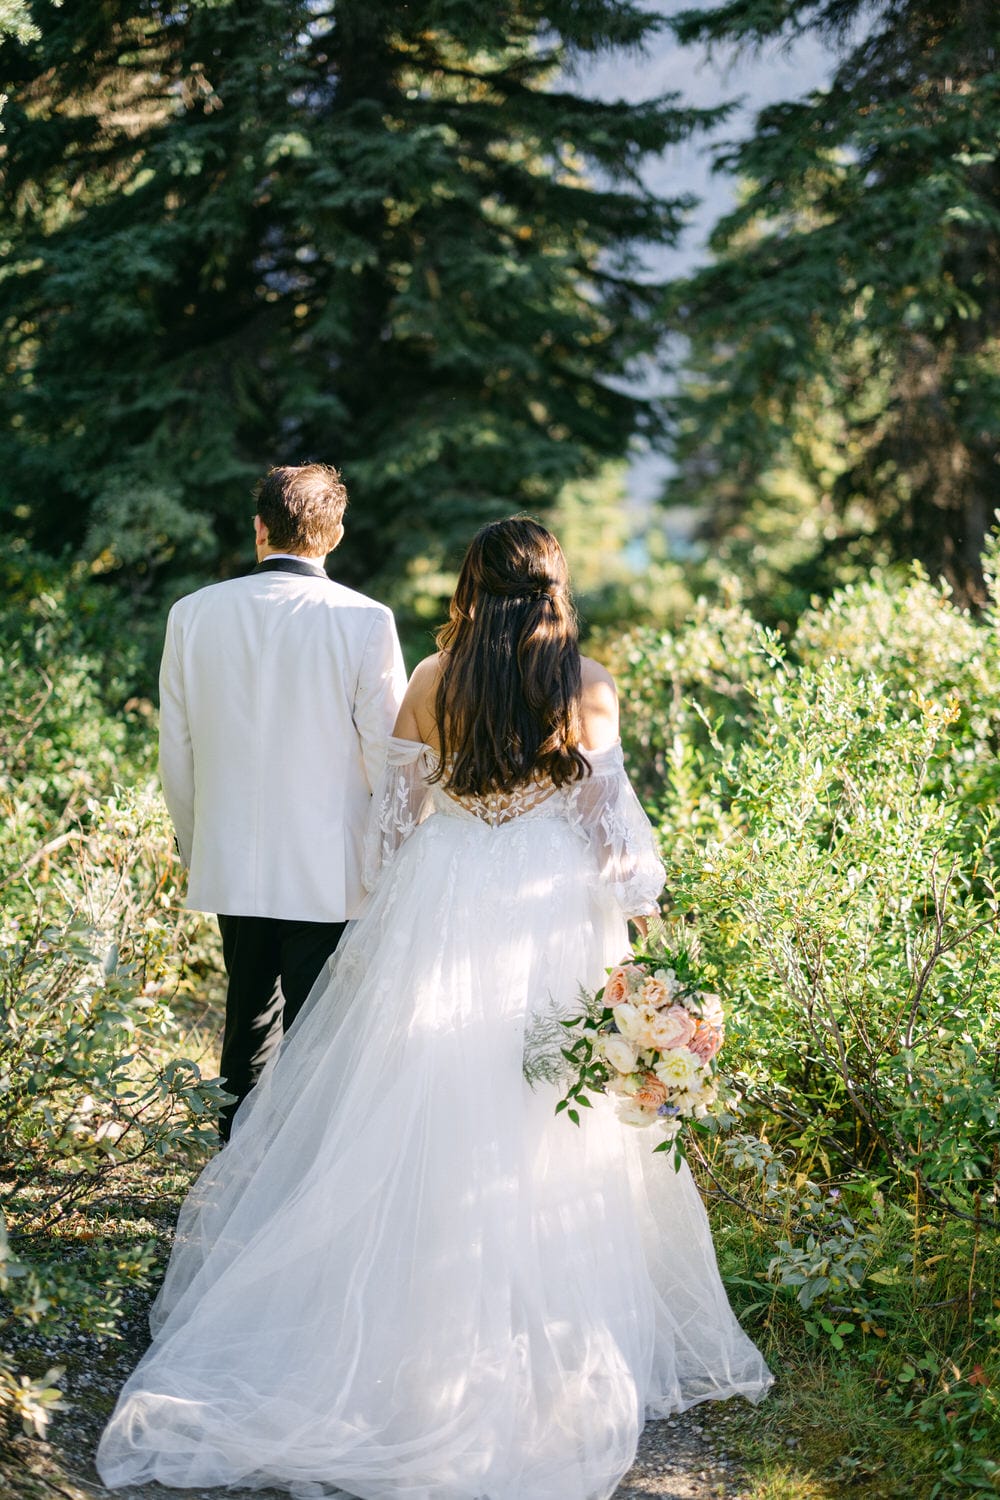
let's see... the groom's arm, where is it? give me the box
[158,605,195,865]
[353,609,407,792]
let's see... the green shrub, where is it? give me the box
[0,565,225,1442]
[613,558,1000,1492]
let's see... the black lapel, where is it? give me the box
[253,557,330,581]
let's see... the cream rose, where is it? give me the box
[616,1098,657,1128]
[613,1001,645,1043]
[601,1034,639,1075]
[654,1047,703,1093]
[697,992,725,1029]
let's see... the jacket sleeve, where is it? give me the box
[353,609,408,794]
[567,744,666,918]
[158,605,195,865]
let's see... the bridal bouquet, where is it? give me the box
[526,941,728,1165]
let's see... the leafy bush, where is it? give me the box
[611,557,1000,1492]
[0,565,224,1442]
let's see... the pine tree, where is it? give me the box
[0,0,713,608]
[665,0,1000,606]
[0,1,40,49]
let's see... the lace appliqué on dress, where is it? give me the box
[362,739,436,889]
[566,744,666,918]
[442,779,558,828]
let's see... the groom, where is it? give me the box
[158,463,406,1139]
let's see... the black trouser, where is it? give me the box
[216,914,347,1141]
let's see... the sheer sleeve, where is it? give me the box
[568,743,666,917]
[362,737,437,891]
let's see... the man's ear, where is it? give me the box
[329,523,345,552]
[254,514,268,547]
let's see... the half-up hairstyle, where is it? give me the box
[432,517,590,796]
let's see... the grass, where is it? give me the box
[729,1356,936,1498]
[704,1184,1000,1500]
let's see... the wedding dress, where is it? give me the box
[97,739,771,1499]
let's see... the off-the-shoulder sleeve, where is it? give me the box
[362,737,437,890]
[567,743,666,917]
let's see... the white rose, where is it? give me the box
[613,1002,645,1043]
[616,1099,656,1128]
[696,992,725,1029]
[654,1047,703,1094]
[601,1035,639,1075]
[691,1082,720,1119]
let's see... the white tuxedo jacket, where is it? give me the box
[158,559,406,923]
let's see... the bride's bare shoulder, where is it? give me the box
[580,654,616,691]
[393,652,445,744]
[578,656,619,752]
[408,651,446,689]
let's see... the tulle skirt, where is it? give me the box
[96,809,771,1498]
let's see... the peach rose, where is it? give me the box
[639,976,673,1010]
[604,966,633,1006]
[647,1004,697,1052]
[689,1021,723,1063]
[633,1075,669,1112]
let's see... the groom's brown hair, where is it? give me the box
[254,463,348,555]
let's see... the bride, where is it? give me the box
[97,517,771,1499]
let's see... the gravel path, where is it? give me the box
[15,1415,751,1500]
[9,1292,756,1500]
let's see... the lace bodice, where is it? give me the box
[363,736,665,917]
[434,777,562,828]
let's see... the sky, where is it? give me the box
[572,6,841,512]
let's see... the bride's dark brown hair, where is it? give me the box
[432,517,590,797]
